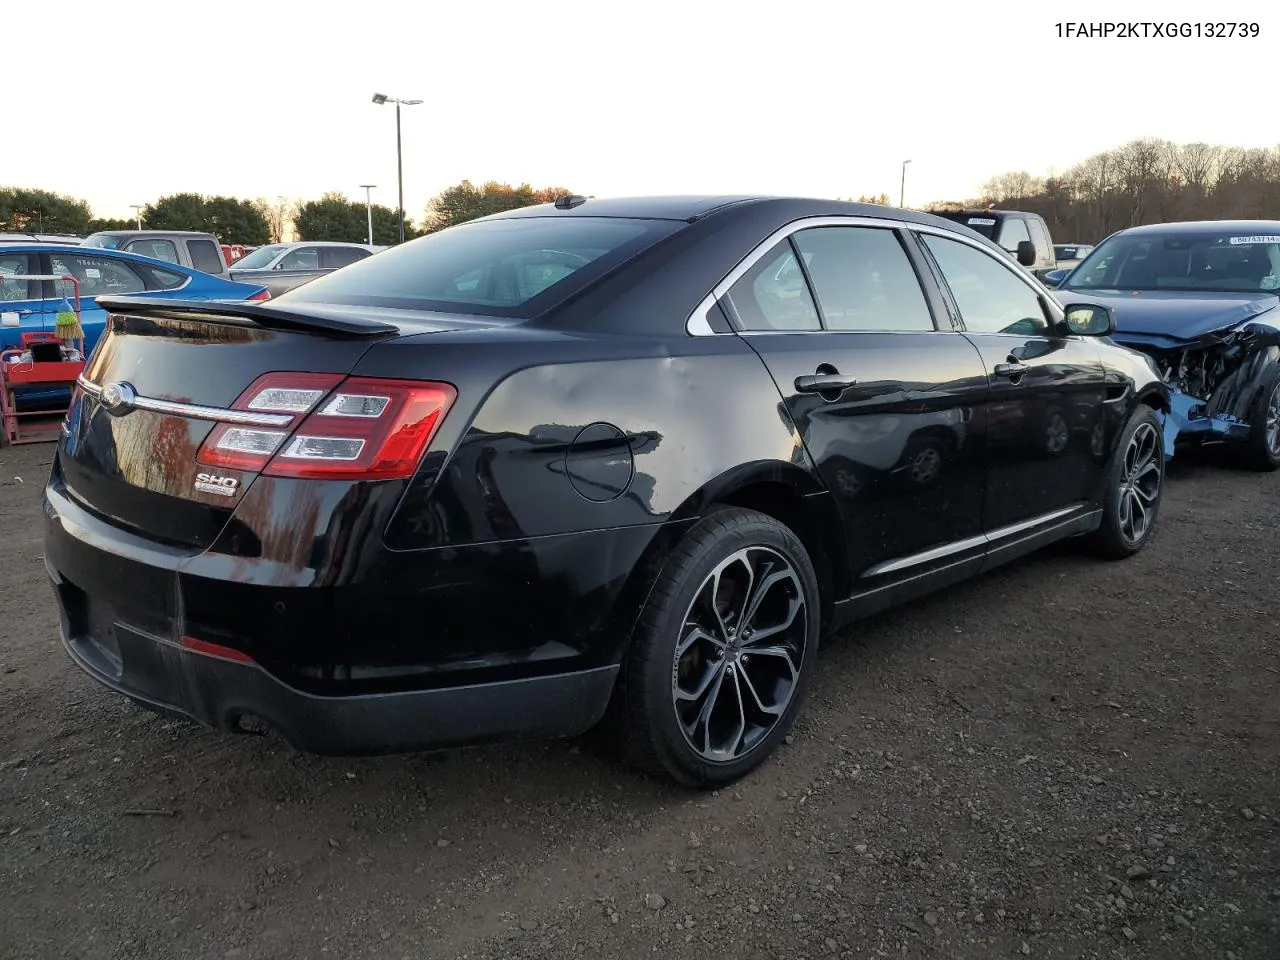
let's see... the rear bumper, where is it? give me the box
[41,470,655,756]
[51,577,617,755]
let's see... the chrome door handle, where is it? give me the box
[993,361,1028,379]
[795,373,858,393]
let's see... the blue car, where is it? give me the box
[1044,221,1280,470]
[1,244,269,407]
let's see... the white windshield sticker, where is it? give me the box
[1228,235,1280,245]
[967,218,996,226]
[84,268,102,278]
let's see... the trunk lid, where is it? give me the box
[57,297,488,548]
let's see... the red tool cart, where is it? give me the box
[0,274,86,446]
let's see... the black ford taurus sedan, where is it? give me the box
[43,195,1170,786]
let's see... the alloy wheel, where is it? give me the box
[1118,421,1161,544]
[672,547,808,762]
[1266,382,1280,456]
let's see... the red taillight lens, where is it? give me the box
[194,373,455,480]
[247,289,272,301]
[264,378,456,480]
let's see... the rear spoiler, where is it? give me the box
[96,296,401,339]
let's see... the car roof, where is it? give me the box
[274,241,374,247]
[1117,220,1280,236]
[87,229,215,237]
[480,195,999,234]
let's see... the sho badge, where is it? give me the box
[194,472,240,498]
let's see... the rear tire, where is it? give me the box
[1240,370,1280,472]
[609,507,820,787]
[1085,404,1164,559]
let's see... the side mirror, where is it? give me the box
[1015,240,1037,267]
[1042,268,1069,288]
[1062,302,1115,337]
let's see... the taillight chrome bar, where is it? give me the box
[75,375,294,428]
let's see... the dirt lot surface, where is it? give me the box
[1,440,1277,960]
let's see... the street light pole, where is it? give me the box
[900,160,912,209]
[359,184,376,245]
[131,204,144,230]
[372,93,423,245]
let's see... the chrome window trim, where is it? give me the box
[75,375,294,427]
[862,503,1086,578]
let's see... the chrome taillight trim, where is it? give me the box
[76,375,295,427]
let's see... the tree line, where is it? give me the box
[2,180,576,247]
[932,139,1280,243]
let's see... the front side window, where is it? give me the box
[791,226,934,332]
[281,216,681,317]
[921,233,1049,335]
[0,252,35,301]
[49,253,146,298]
[723,240,821,332]
[997,217,1031,252]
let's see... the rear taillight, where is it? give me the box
[247,289,271,301]
[195,373,456,480]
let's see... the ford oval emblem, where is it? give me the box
[99,381,137,416]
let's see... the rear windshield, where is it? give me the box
[280,216,682,317]
[82,233,122,249]
[932,212,1000,240]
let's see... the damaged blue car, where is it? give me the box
[1044,221,1280,470]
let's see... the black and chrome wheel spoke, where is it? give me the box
[672,546,808,763]
[1119,422,1160,544]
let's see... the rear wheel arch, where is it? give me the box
[607,465,846,657]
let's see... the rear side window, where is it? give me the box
[139,264,189,290]
[321,246,369,269]
[280,247,320,270]
[724,240,821,332]
[282,216,682,317]
[49,253,146,298]
[126,239,179,263]
[187,238,224,275]
[0,251,35,300]
[791,226,934,331]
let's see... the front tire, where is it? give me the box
[1241,371,1280,472]
[611,507,820,787]
[1085,404,1164,559]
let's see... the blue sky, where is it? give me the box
[10,0,1273,219]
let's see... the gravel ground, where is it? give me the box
[1,440,1277,960]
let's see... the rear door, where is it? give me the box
[719,219,990,598]
[914,227,1106,540]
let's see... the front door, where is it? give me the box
[915,229,1107,536]
[720,222,990,598]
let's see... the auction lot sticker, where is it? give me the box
[1228,236,1280,245]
